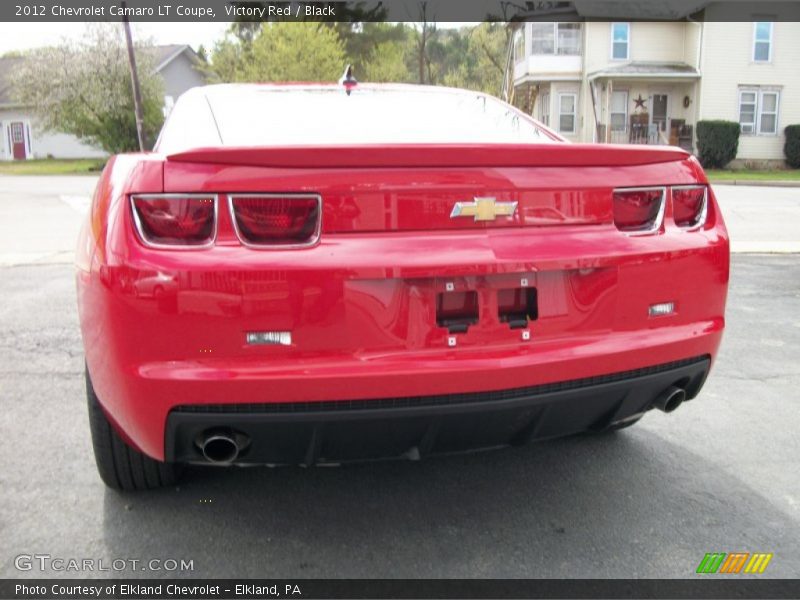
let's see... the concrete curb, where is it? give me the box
[730,242,800,253]
[710,180,800,187]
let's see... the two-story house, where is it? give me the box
[511,18,800,166]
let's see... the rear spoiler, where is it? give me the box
[165,143,691,169]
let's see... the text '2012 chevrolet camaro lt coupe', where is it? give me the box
[76,82,729,490]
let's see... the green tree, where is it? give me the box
[363,38,413,82]
[343,23,412,83]
[336,22,408,79]
[11,24,164,153]
[409,3,438,84]
[465,22,509,95]
[206,33,250,82]
[219,21,346,81]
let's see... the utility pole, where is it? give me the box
[121,2,146,152]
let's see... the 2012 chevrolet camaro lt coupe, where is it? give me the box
[76,83,729,490]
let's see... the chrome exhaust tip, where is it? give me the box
[653,386,687,413]
[199,430,243,464]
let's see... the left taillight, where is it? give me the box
[131,195,216,248]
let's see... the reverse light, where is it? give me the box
[246,331,292,346]
[672,185,708,230]
[649,302,676,317]
[131,195,216,247]
[230,194,322,248]
[613,187,666,235]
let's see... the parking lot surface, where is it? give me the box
[0,177,798,578]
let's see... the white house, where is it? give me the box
[0,44,206,161]
[511,14,800,166]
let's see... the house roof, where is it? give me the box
[589,61,701,79]
[572,0,709,19]
[509,0,710,21]
[150,44,199,72]
[0,44,201,106]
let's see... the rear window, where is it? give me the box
[155,85,560,153]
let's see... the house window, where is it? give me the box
[531,23,555,54]
[513,28,525,62]
[539,92,550,127]
[557,24,581,55]
[11,122,24,144]
[611,23,630,60]
[759,91,779,134]
[559,93,577,134]
[610,91,628,131]
[739,88,780,135]
[531,23,582,55]
[738,91,757,133]
[753,22,773,62]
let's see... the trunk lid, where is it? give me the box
[162,143,697,233]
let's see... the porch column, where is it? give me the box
[605,79,613,143]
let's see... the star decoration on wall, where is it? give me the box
[634,94,647,110]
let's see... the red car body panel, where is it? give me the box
[77,140,728,461]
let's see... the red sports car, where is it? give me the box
[76,83,729,490]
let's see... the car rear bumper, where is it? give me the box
[78,220,728,461]
[166,356,710,464]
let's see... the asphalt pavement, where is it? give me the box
[0,176,798,579]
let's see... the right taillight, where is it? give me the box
[612,187,666,234]
[229,194,321,248]
[672,185,707,230]
[131,195,216,247]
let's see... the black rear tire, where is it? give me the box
[86,367,180,491]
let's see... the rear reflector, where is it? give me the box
[131,195,216,247]
[612,187,665,234]
[672,185,707,230]
[230,194,321,248]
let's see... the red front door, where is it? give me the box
[10,122,26,160]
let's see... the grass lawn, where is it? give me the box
[706,169,800,182]
[0,158,105,175]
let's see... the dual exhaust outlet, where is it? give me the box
[195,386,688,463]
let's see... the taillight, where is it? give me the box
[131,195,216,247]
[672,185,707,230]
[612,187,665,234]
[229,194,321,248]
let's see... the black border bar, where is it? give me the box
[3,579,800,599]
[1,1,800,22]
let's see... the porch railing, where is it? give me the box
[597,124,662,145]
[596,123,694,152]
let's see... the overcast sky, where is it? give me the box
[0,22,233,54]
[0,22,473,55]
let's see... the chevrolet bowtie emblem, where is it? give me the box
[450,197,518,221]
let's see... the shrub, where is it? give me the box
[696,121,741,169]
[785,125,800,168]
